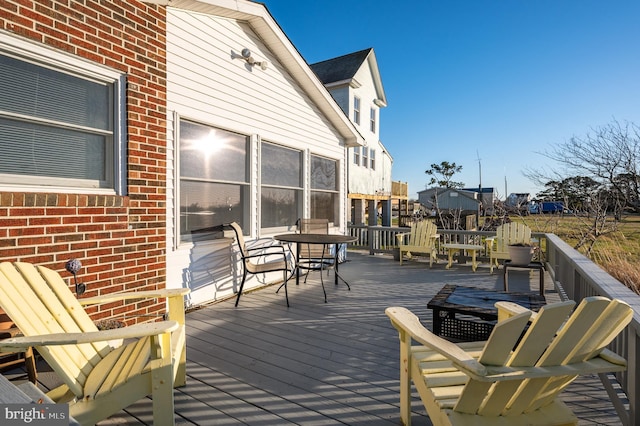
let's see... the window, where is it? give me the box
[362,147,368,169]
[261,142,303,228]
[179,120,249,242]
[353,146,360,166]
[370,149,376,170]
[310,155,339,225]
[0,45,124,192]
[370,107,376,133]
[353,96,360,125]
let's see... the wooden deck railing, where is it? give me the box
[347,224,640,425]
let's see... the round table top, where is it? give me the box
[274,233,357,244]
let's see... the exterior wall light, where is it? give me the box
[241,48,269,70]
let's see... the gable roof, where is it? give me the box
[310,48,388,108]
[144,0,363,147]
[310,48,372,85]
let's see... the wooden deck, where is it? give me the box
[17,251,625,425]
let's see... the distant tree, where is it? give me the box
[536,176,601,212]
[425,161,464,188]
[533,120,640,214]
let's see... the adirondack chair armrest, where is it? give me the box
[485,236,497,250]
[478,355,628,382]
[395,232,410,244]
[386,307,487,377]
[78,288,189,307]
[598,348,628,366]
[0,321,179,351]
[495,301,538,322]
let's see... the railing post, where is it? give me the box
[368,226,375,255]
[630,327,639,426]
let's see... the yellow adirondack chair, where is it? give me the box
[386,296,632,426]
[487,222,532,273]
[0,262,189,426]
[397,220,439,267]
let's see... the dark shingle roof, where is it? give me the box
[310,48,372,84]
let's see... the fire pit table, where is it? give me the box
[427,284,546,342]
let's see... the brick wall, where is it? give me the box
[0,1,168,323]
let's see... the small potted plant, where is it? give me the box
[507,242,534,266]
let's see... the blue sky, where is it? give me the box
[261,0,640,200]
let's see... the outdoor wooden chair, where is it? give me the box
[0,262,189,426]
[397,220,439,267]
[0,326,37,383]
[487,222,532,273]
[228,222,291,307]
[386,296,632,426]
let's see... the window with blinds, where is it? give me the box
[0,48,123,192]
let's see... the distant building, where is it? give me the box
[417,188,480,213]
[311,49,398,225]
[463,187,497,214]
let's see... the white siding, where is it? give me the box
[165,8,348,306]
[343,57,391,196]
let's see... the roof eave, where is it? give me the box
[144,0,363,147]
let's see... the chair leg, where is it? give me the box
[151,358,176,426]
[282,270,289,307]
[235,270,247,307]
[319,264,327,303]
[25,347,37,384]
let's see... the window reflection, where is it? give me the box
[179,121,249,241]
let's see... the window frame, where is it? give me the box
[177,118,251,243]
[259,141,303,231]
[370,107,376,133]
[370,149,376,170]
[353,146,361,166]
[0,33,126,195]
[353,96,361,125]
[362,146,369,169]
[310,154,340,225]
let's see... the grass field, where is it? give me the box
[516,214,640,294]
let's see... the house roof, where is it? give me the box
[310,48,371,85]
[143,0,364,147]
[310,48,387,108]
[463,187,495,194]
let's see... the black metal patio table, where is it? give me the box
[274,233,356,302]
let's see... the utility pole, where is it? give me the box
[476,151,482,228]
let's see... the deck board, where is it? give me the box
[5,251,622,425]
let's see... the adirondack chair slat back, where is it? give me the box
[456,297,633,418]
[461,301,575,416]
[496,222,531,251]
[387,297,632,425]
[0,262,109,397]
[408,221,436,247]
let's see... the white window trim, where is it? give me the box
[0,31,126,195]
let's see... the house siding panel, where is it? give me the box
[165,8,347,306]
[345,58,391,197]
[0,2,169,323]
